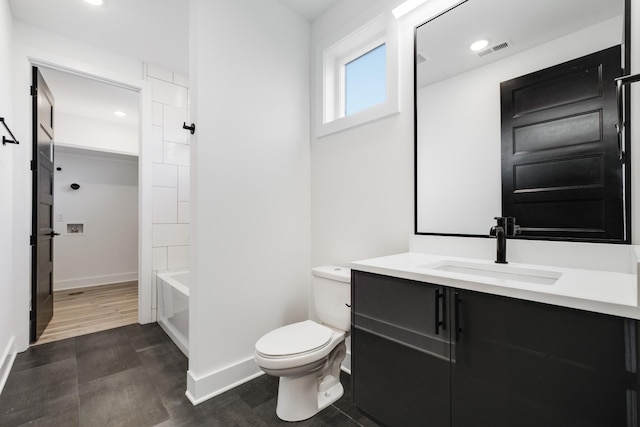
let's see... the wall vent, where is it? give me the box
[476,40,512,57]
[492,41,509,51]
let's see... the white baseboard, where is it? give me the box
[54,272,138,291]
[0,337,16,396]
[184,350,353,406]
[185,356,263,405]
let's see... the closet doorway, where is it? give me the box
[33,67,141,344]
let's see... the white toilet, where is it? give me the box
[254,266,351,422]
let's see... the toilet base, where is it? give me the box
[274,342,347,422]
[317,381,344,413]
[276,375,344,422]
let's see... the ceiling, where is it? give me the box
[277,0,338,21]
[39,67,139,128]
[9,0,338,77]
[416,0,624,88]
[9,0,337,132]
[9,0,190,76]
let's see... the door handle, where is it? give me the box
[615,79,624,161]
[49,231,61,237]
[614,73,640,161]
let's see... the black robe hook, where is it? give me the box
[183,122,196,135]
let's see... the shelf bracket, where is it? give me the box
[0,117,19,145]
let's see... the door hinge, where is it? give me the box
[30,160,35,171]
[29,310,35,321]
[30,86,37,97]
[29,235,36,245]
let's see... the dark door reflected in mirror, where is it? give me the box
[414,0,630,242]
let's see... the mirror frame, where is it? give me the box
[413,0,632,243]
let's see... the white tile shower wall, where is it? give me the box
[152,125,164,163]
[178,167,190,202]
[147,64,190,318]
[152,247,168,271]
[163,105,188,144]
[178,202,190,224]
[168,246,189,270]
[153,187,179,223]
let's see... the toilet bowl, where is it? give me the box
[254,266,351,422]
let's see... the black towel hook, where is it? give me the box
[183,122,196,135]
[0,117,19,145]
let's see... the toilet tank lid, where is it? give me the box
[311,266,351,283]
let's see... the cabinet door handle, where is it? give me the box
[435,288,441,335]
[454,291,462,342]
[441,287,447,331]
[435,287,446,335]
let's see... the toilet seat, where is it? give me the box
[256,320,332,357]
[255,320,345,372]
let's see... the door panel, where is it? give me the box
[31,66,55,343]
[352,272,451,426]
[353,327,450,427]
[451,289,634,427]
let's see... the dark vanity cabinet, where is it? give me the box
[352,271,639,427]
[352,271,451,427]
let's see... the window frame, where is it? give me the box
[317,14,399,137]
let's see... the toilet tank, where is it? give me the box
[312,266,351,332]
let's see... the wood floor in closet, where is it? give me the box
[36,281,138,345]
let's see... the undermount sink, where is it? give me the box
[421,260,562,285]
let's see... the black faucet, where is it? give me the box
[489,217,520,264]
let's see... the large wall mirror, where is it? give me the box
[415,0,631,242]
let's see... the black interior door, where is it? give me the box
[30,66,56,343]
[500,46,624,241]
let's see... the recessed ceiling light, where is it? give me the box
[470,39,490,52]
[85,0,104,5]
[114,111,127,117]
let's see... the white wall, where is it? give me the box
[55,112,138,155]
[13,22,143,79]
[417,17,622,235]
[0,0,15,394]
[311,0,414,268]
[188,0,311,403]
[53,151,138,290]
[147,63,190,322]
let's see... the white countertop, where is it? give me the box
[351,252,640,320]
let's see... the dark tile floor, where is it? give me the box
[0,324,381,427]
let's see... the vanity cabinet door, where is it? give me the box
[352,271,450,427]
[451,289,637,427]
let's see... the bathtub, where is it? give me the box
[157,270,189,357]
